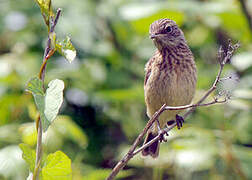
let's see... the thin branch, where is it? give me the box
[133,123,176,156]
[33,8,61,180]
[239,0,252,33]
[106,41,240,180]
[105,104,166,180]
[33,117,42,180]
[50,8,61,33]
[38,49,56,79]
[40,8,61,82]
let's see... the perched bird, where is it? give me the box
[142,19,197,158]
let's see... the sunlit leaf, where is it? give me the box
[26,77,44,96]
[41,151,72,180]
[44,79,64,128]
[19,143,36,172]
[26,77,46,129]
[56,36,76,63]
[35,0,54,27]
[26,78,64,132]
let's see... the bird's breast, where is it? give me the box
[144,54,197,118]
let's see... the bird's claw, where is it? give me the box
[159,133,168,143]
[158,126,169,143]
[175,114,184,130]
[167,120,175,126]
[159,133,165,143]
[166,115,184,130]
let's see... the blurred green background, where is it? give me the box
[0,0,252,179]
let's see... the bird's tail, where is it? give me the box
[142,130,160,158]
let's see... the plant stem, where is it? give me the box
[38,49,56,79]
[33,117,42,180]
[33,8,62,180]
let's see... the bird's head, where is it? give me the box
[149,18,186,50]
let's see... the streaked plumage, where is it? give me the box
[142,19,197,158]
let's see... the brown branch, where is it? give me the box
[33,8,61,180]
[239,0,252,33]
[40,8,61,82]
[106,41,240,180]
[132,98,227,156]
[106,104,167,180]
[132,123,176,156]
[38,49,56,79]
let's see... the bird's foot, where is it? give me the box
[159,132,168,143]
[167,120,175,126]
[156,120,168,143]
[166,114,185,130]
[175,114,184,130]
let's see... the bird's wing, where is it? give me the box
[144,57,155,86]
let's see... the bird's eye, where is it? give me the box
[165,26,172,33]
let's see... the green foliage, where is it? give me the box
[19,144,72,179]
[41,151,72,180]
[56,36,77,63]
[44,79,64,130]
[19,143,36,172]
[0,0,252,179]
[27,78,64,131]
[35,0,54,27]
[26,77,44,96]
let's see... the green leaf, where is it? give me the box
[56,36,76,63]
[35,0,54,27]
[44,79,64,127]
[41,151,72,180]
[19,143,36,172]
[26,78,64,132]
[26,77,46,129]
[26,77,44,96]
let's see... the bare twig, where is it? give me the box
[33,8,61,180]
[106,41,240,180]
[40,8,61,82]
[38,49,56,79]
[239,0,252,33]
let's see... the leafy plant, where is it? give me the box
[19,0,76,179]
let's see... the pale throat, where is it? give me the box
[153,36,186,52]
[154,38,188,55]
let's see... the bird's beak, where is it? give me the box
[149,34,159,39]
